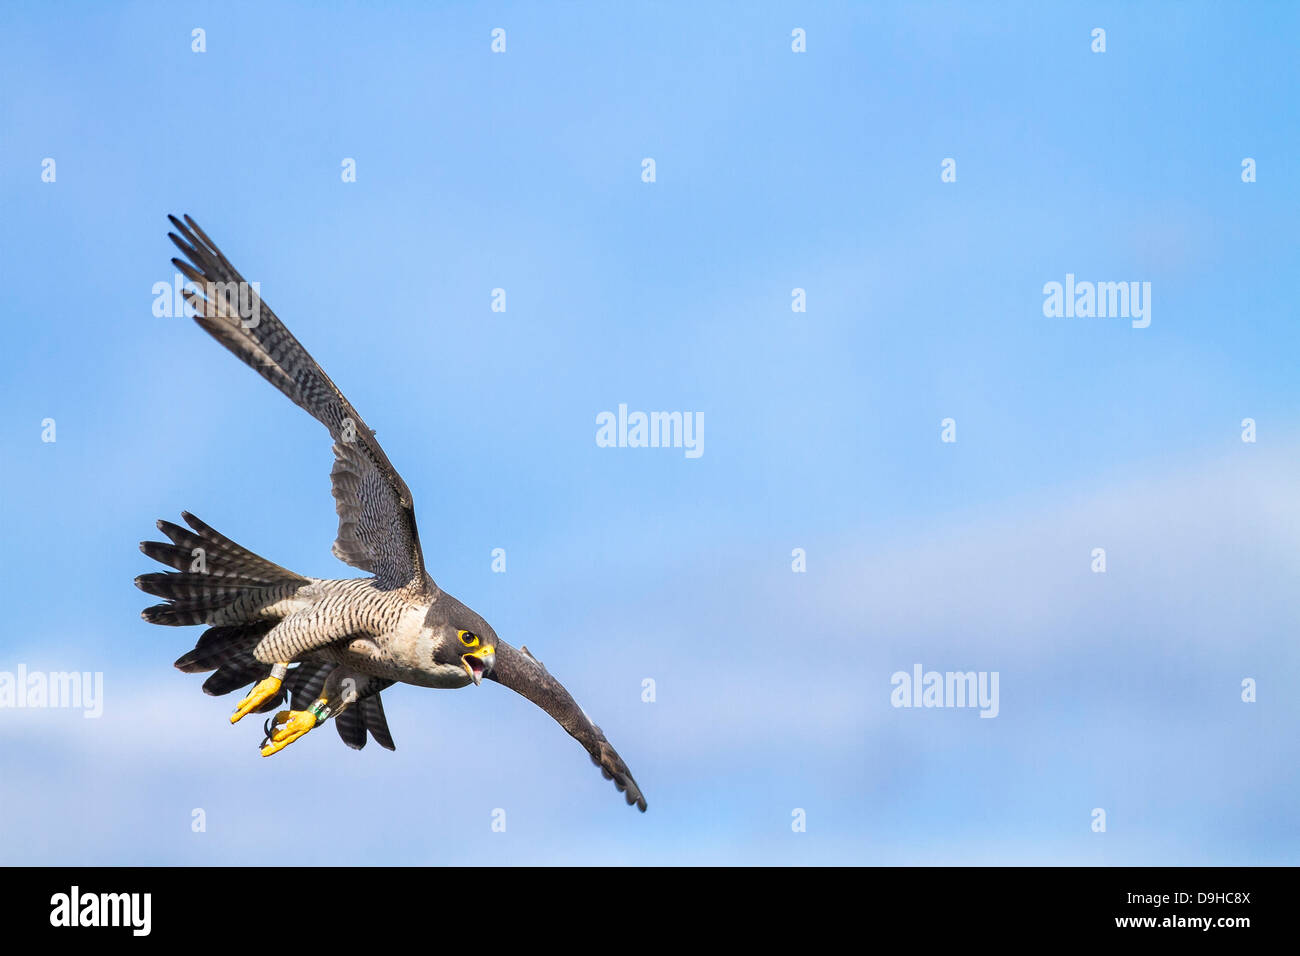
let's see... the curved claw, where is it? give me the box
[260,709,320,757]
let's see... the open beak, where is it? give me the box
[461,645,495,686]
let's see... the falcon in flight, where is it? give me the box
[136,214,647,811]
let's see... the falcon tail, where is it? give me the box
[135,511,309,627]
[135,510,309,711]
[136,511,399,749]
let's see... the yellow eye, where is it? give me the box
[458,630,479,648]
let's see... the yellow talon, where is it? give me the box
[230,675,284,724]
[260,709,319,757]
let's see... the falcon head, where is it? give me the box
[425,592,497,686]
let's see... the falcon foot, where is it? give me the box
[231,664,288,724]
[260,706,323,756]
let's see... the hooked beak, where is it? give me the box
[461,645,495,686]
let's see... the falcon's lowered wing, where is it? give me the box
[487,641,647,812]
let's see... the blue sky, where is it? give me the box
[1,1,1297,864]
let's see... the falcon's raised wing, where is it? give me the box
[167,214,429,592]
[487,641,647,811]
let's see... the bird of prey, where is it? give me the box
[136,214,646,811]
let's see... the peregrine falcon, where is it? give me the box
[136,214,647,812]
